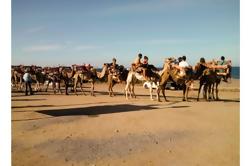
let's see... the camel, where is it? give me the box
[168,65,194,101]
[125,64,160,100]
[72,65,98,96]
[58,66,75,95]
[155,58,194,102]
[99,63,129,97]
[11,65,25,91]
[194,62,232,101]
[44,67,63,94]
[29,66,47,92]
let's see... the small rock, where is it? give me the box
[129,148,132,152]
[155,141,158,144]
[65,158,69,162]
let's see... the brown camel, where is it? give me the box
[58,66,75,95]
[11,65,25,91]
[99,63,129,97]
[194,62,232,101]
[72,65,98,96]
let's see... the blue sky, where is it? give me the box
[12,0,240,67]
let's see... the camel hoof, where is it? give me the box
[165,100,169,102]
[182,98,186,101]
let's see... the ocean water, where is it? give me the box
[231,66,240,79]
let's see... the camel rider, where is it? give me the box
[108,58,119,77]
[179,56,189,68]
[141,56,158,79]
[134,53,143,67]
[172,56,189,77]
[141,56,149,78]
[216,56,230,82]
[131,53,143,72]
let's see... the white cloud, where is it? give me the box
[23,44,62,52]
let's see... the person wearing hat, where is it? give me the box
[23,67,33,96]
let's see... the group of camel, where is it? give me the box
[11,57,232,102]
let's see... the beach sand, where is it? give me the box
[12,79,240,166]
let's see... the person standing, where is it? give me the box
[23,68,33,96]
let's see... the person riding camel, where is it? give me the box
[139,55,159,80]
[171,56,190,77]
[216,56,231,82]
[131,53,143,72]
[108,58,119,78]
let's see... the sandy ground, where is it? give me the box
[12,79,240,166]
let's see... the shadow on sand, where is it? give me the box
[36,104,158,117]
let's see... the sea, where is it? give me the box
[231,66,240,79]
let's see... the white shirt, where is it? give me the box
[23,73,32,82]
[179,61,189,68]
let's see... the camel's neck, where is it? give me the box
[99,66,107,78]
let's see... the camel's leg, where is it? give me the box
[51,80,56,94]
[182,84,186,101]
[162,87,168,102]
[125,82,129,99]
[35,81,39,92]
[111,81,116,96]
[65,80,69,95]
[212,83,215,100]
[186,85,189,101]
[108,83,112,97]
[45,80,50,92]
[203,84,208,100]
[187,81,191,101]
[207,84,211,100]
[80,81,86,95]
[73,78,78,96]
[128,84,132,98]
[157,87,161,102]
[125,74,130,99]
[149,83,153,100]
[132,83,136,98]
[197,82,202,101]
[58,82,62,94]
[90,81,95,96]
[216,82,220,100]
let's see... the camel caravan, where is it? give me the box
[11,54,232,102]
